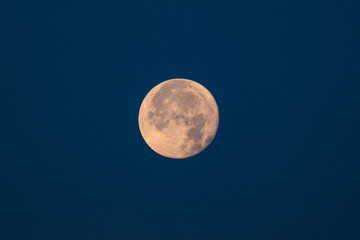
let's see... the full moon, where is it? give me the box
[138,78,219,159]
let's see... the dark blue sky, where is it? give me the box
[1,0,359,239]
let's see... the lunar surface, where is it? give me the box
[138,78,219,159]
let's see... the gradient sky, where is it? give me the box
[1,0,359,239]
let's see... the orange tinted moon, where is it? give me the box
[138,78,219,159]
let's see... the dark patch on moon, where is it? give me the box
[205,135,213,145]
[192,113,205,129]
[153,113,169,131]
[187,127,203,141]
[186,112,209,155]
[171,113,186,125]
[148,111,154,119]
[173,91,200,113]
[155,120,169,131]
[190,143,203,154]
[184,117,191,126]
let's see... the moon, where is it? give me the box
[138,78,219,159]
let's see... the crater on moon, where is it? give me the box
[138,78,219,159]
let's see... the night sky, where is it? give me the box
[1,0,360,239]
